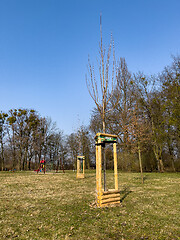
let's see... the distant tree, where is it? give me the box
[128,104,151,183]
[108,58,136,170]
[6,109,40,170]
[66,133,79,169]
[0,108,64,171]
[77,125,93,169]
[22,109,41,170]
[35,117,47,164]
[135,74,166,172]
[112,58,134,142]
[14,109,29,170]
[160,56,180,171]
[46,130,64,170]
[26,110,42,169]
[0,112,8,170]
[43,118,57,158]
[6,109,17,170]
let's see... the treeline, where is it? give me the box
[0,109,94,171]
[0,56,179,172]
[89,56,180,172]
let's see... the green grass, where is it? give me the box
[0,170,180,240]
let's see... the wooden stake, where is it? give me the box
[113,143,118,190]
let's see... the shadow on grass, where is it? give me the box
[120,186,132,202]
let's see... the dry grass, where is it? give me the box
[0,170,180,239]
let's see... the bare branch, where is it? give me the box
[86,17,121,133]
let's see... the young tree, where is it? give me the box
[86,16,119,189]
[86,16,119,133]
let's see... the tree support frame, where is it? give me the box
[95,133,120,207]
[76,156,85,179]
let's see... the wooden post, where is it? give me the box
[113,142,118,190]
[77,159,80,176]
[98,138,102,195]
[83,158,85,175]
[102,145,107,191]
[96,145,99,193]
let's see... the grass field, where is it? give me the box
[0,170,180,240]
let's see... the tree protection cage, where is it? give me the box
[76,156,85,179]
[95,133,120,207]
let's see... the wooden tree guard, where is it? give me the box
[76,156,85,179]
[95,133,120,207]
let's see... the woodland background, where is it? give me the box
[0,56,179,172]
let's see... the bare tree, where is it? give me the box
[128,104,151,183]
[135,73,165,172]
[86,16,120,190]
[86,15,119,133]
[0,112,8,171]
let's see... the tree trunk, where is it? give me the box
[153,145,164,172]
[28,158,31,170]
[19,147,23,171]
[102,145,107,191]
[102,116,107,191]
[86,157,90,169]
[0,140,4,171]
[12,130,16,170]
[159,158,164,172]
[138,143,144,184]
[61,156,65,173]
[171,157,176,172]
[168,142,176,172]
[24,147,28,171]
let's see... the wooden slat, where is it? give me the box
[101,193,120,200]
[95,132,118,139]
[102,189,120,195]
[101,197,121,204]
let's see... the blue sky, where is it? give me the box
[0,0,179,134]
